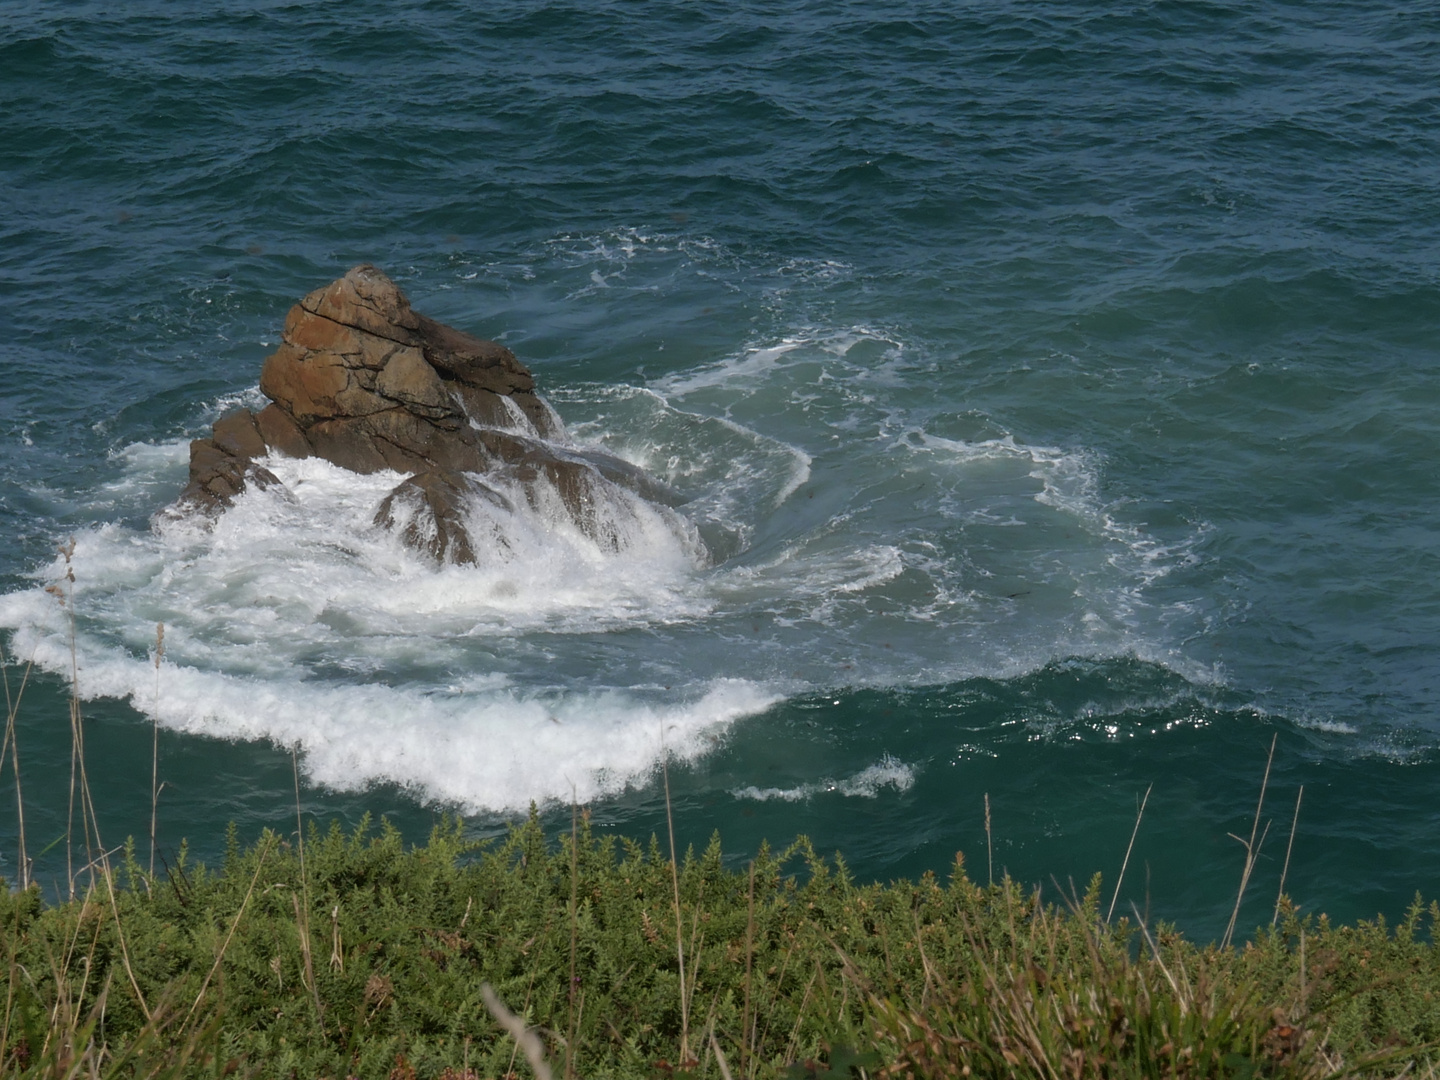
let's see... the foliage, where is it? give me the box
[0,815,1435,1078]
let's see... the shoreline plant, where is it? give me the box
[0,814,1436,1078]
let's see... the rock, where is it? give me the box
[300,262,422,343]
[414,314,534,394]
[178,437,280,512]
[255,403,309,458]
[374,345,455,420]
[568,447,687,508]
[212,410,267,459]
[259,343,376,425]
[173,263,689,564]
[373,469,512,566]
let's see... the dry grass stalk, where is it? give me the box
[905,914,937,1016]
[1275,784,1305,925]
[1132,901,1185,1005]
[741,860,755,1079]
[711,1030,736,1080]
[184,836,273,1026]
[40,549,154,1022]
[99,859,153,1022]
[482,981,555,1080]
[682,906,707,1059]
[1223,732,1278,948]
[50,539,105,902]
[754,929,802,1064]
[782,965,820,1067]
[150,621,164,878]
[984,792,993,886]
[292,748,326,1034]
[661,732,691,1063]
[329,904,343,972]
[504,931,547,1080]
[47,539,83,898]
[1106,781,1152,924]
[0,643,33,890]
[566,793,579,1080]
[5,904,228,1076]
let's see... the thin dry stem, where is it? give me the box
[711,1031,736,1080]
[482,982,555,1080]
[741,860,755,1079]
[782,966,819,1067]
[1222,732,1277,948]
[1107,782,1152,924]
[150,621,164,878]
[1132,902,1185,1010]
[504,928,547,1080]
[1274,784,1305,925]
[984,792,993,887]
[0,644,33,890]
[185,837,272,1026]
[912,913,937,1009]
[99,860,152,1022]
[755,928,802,1063]
[292,748,325,1034]
[661,729,690,1062]
[52,553,130,1015]
[566,790,579,1080]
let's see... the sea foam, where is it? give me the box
[0,330,1206,814]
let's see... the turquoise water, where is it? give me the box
[2,2,1438,938]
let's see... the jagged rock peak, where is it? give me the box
[179,264,558,511]
[173,264,690,567]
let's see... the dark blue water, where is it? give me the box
[2,1,1439,939]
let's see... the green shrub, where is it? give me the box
[0,815,1435,1078]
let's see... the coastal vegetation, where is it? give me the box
[1,812,1437,1079]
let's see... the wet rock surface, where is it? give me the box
[372,469,511,566]
[176,264,685,563]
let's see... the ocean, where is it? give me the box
[2,0,1438,938]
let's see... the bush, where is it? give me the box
[0,815,1435,1078]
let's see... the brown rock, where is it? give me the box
[259,344,360,425]
[299,263,421,344]
[374,345,460,421]
[305,410,484,475]
[373,469,512,565]
[174,263,690,559]
[516,456,602,532]
[212,410,267,459]
[178,438,280,512]
[448,383,515,430]
[302,414,395,474]
[510,391,562,439]
[282,305,407,376]
[255,403,309,458]
[415,314,534,394]
[570,448,686,507]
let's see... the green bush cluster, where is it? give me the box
[0,814,1436,1078]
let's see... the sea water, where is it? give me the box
[2,1,1438,938]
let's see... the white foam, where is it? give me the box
[202,386,269,426]
[1293,716,1358,735]
[651,327,897,401]
[0,303,1218,814]
[0,434,786,811]
[731,756,916,802]
[2,589,775,810]
[653,341,804,397]
[554,385,814,549]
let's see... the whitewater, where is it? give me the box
[3,1,1439,936]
